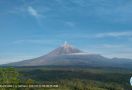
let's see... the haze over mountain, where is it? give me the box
[4,42,132,68]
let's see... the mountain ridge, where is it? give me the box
[3,42,132,68]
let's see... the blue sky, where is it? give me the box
[1,0,132,64]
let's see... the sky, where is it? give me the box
[1,0,132,64]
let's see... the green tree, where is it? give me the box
[0,68,20,90]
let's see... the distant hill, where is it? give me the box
[4,42,132,68]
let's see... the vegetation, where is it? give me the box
[0,66,132,90]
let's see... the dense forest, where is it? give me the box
[0,66,132,90]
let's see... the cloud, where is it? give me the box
[13,39,61,45]
[83,44,132,58]
[65,21,75,27]
[95,31,132,38]
[83,44,128,50]
[100,44,125,49]
[27,6,46,27]
[13,39,50,44]
[27,6,40,18]
[61,31,132,39]
[0,55,35,64]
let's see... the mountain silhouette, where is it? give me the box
[4,42,132,68]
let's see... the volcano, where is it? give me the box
[4,42,132,68]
